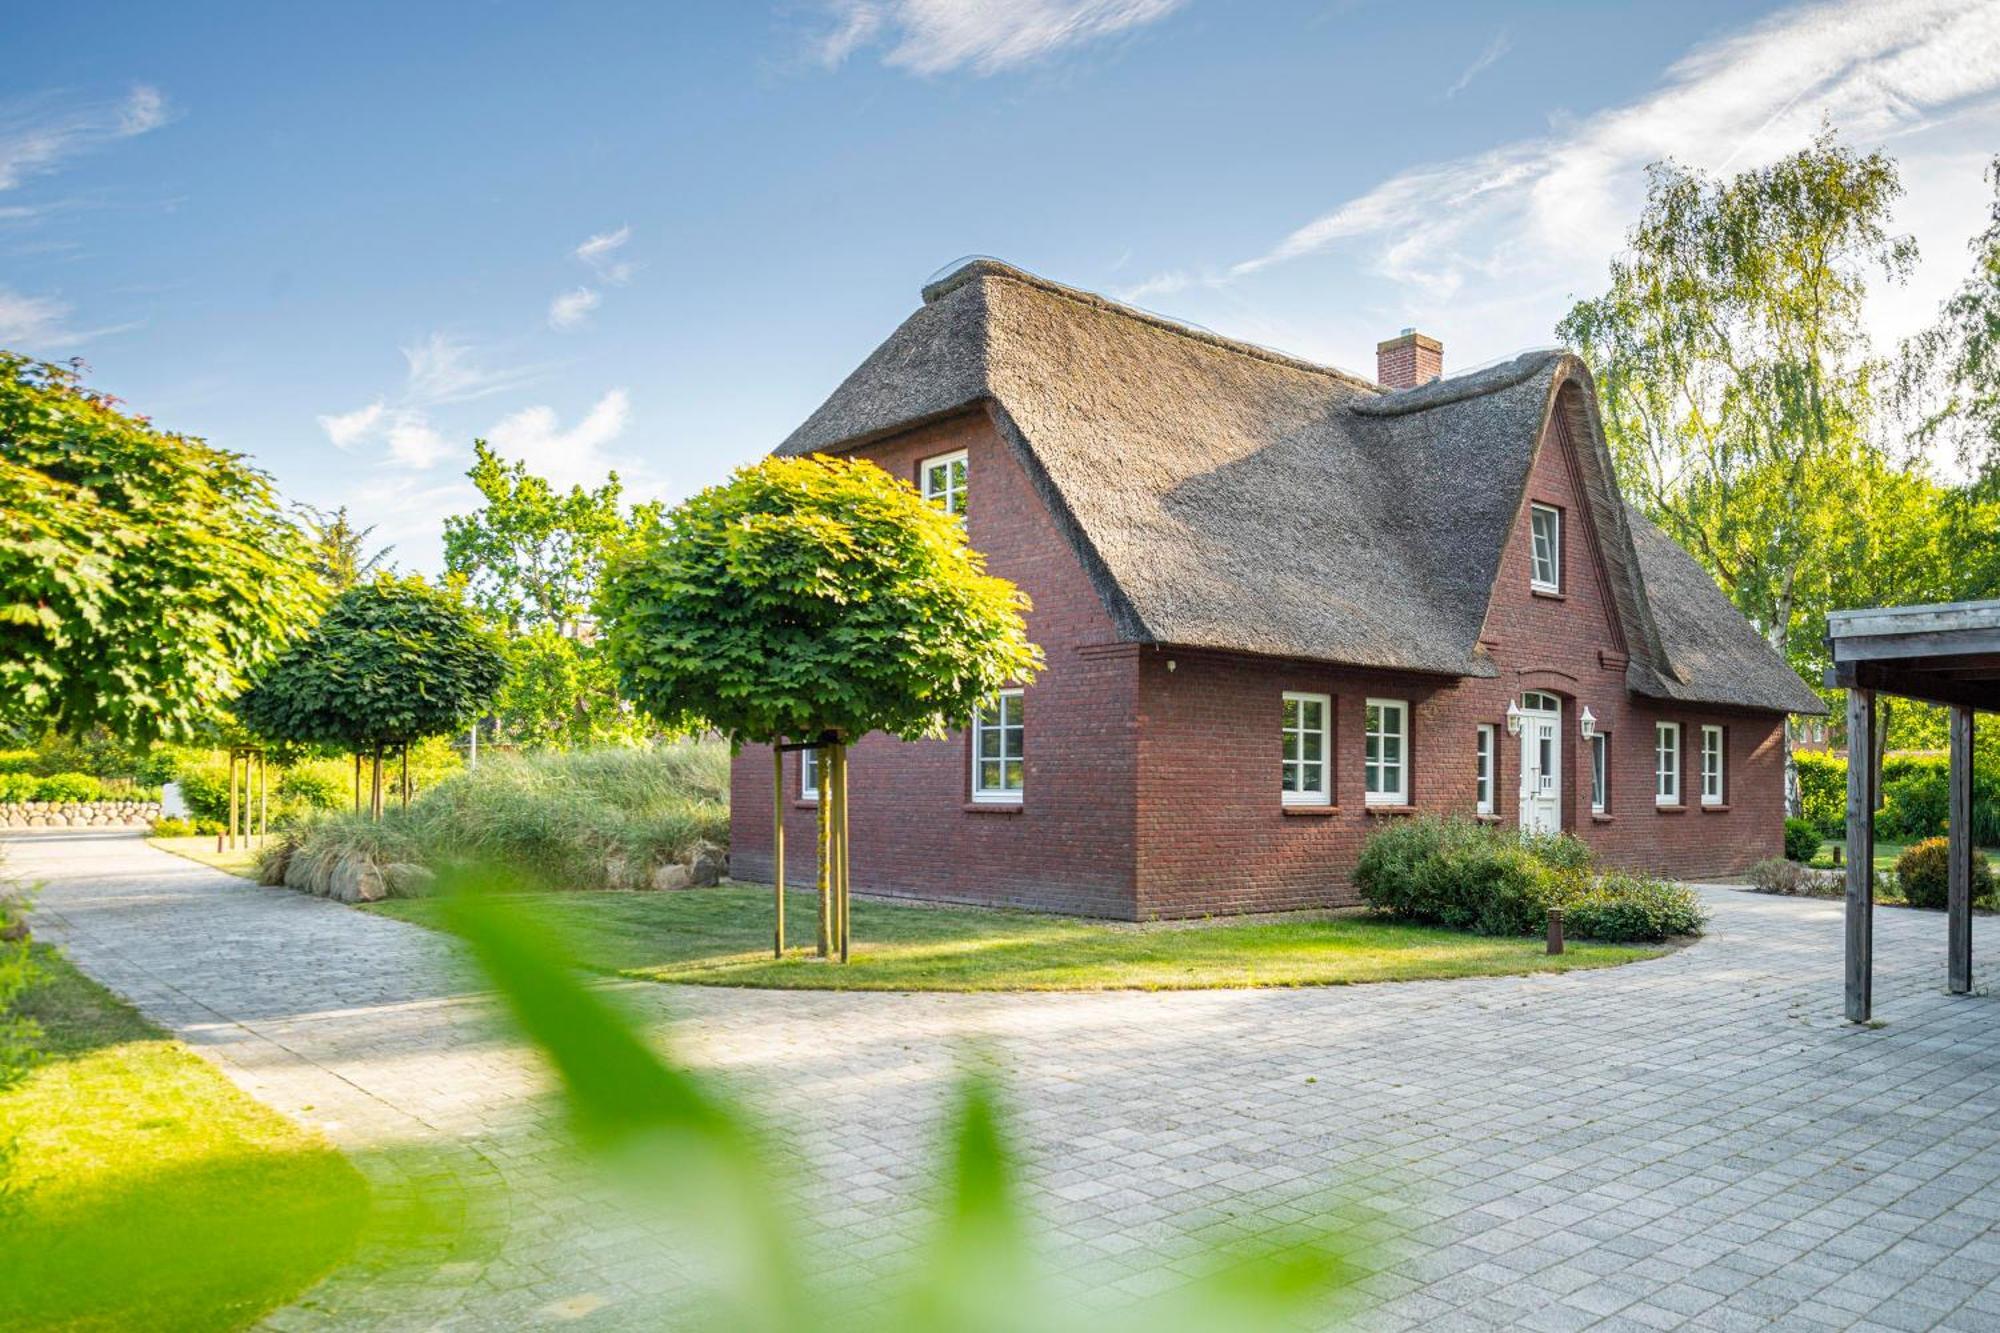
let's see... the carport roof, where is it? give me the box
[1825,599,2000,710]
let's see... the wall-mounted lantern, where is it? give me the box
[1505,700,1524,736]
[1579,706,1598,740]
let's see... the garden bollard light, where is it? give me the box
[1547,908,1564,955]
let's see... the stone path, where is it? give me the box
[9,829,2000,1331]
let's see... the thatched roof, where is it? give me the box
[779,259,1820,715]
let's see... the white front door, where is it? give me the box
[1518,697,1562,835]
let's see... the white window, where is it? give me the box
[1529,504,1561,592]
[1475,725,1495,815]
[1591,734,1608,814]
[800,747,819,801]
[921,450,968,518]
[1365,699,1409,806]
[1700,725,1725,806]
[1655,722,1681,806]
[971,688,1023,803]
[1282,692,1331,806]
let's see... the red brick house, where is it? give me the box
[729,260,1821,919]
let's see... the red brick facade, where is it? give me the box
[729,397,1788,920]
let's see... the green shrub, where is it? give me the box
[1748,857,1842,897]
[1894,837,1995,910]
[1354,816,1584,936]
[149,816,197,838]
[278,762,348,811]
[0,774,36,802]
[1564,873,1706,941]
[0,750,35,775]
[34,773,101,802]
[1794,749,1846,836]
[1784,818,1821,863]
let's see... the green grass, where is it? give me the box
[368,885,1662,992]
[1813,838,2000,877]
[148,833,266,880]
[0,946,369,1330]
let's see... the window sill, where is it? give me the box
[1655,803,1687,814]
[1281,804,1340,817]
[1531,587,1566,601]
[1590,812,1614,824]
[963,801,1024,815]
[1700,802,1730,813]
[1363,803,1417,816]
[1474,813,1502,824]
[793,800,819,810]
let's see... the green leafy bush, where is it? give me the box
[0,751,34,775]
[1894,837,1995,910]
[1748,857,1842,897]
[1784,818,1821,863]
[1564,873,1707,941]
[277,762,347,811]
[149,817,197,838]
[0,775,36,802]
[34,773,101,802]
[1794,749,1846,836]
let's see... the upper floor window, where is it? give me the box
[1655,722,1681,806]
[1529,504,1561,593]
[922,450,968,519]
[971,688,1023,803]
[800,746,819,801]
[1475,724,1495,816]
[1365,699,1409,806]
[1282,692,1331,806]
[1591,733,1608,814]
[1700,725,1725,806]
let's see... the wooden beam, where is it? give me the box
[1829,661,2000,712]
[1832,626,2000,663]
[1846,689,1876,1024]
[1950,706,1974,995]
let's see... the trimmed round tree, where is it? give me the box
[236,577,506,817]
[601,454,1043,959]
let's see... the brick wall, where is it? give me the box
[729,391,1788,920]
[728,409,1142,917]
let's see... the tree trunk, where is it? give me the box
[401,745,411,811]
[353,753,362,813]
[370,743,385,821]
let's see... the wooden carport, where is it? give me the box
[1827,600,2000,1022]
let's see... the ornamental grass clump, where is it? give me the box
[1355,816,1703,942]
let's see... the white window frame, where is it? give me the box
[1529,503,1561,593]
[1364,698,1409,807]
[921,449,968,519]
[1281,692,1331,806]
[971,688,1024,804]
[1475,724,1495,816]
[1590,733,1608,814]
[800,747,819,802]
[1655,722,1681,806]
[1700,725,1725,806]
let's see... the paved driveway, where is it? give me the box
[8,831,2000,1331]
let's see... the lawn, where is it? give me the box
[1812,838,2000,878]
[368,886,1663,992]
[0,945,369,1329]
[148,833,267,880]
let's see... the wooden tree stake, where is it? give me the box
[772,744,786,959]
[815,743,831,958]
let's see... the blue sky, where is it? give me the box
[9,0,2000,566]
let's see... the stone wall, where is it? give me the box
[1,800,162,829]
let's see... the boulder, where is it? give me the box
[686,840,727,888]
[327,854,387,904]
[650,862,693,892]
[381,863,436,898]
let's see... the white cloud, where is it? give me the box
[399,331,545,406]
[0,285,139,350]
[574,225,635,284]
[0,85,172,192]
[547,286,601,330]
[485,389,638,492]
[385,415,452,470]
[1446,31,1512,99]
[812,0,1185,76]
[317,401,385,449]
[1132,0,2000,366]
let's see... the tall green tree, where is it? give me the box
[300,505,392,591]
[1557,128,1917,673]
[443,441,660,636]
[1900,157,2000,497]
[235,577,505,817]
[493,626,644,751]
[0,354,322,745]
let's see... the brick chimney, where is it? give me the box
[1376,328,1443,389]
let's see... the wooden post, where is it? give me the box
[815,743,831,959]
[257,751,268,840]
[772,744,786,959]
[834,742,850,964]
[227,749,240,851]
[401,744,411,811]
[370,743,385,821]
[353,753,362,813]
[840,744,852,962]
[1846,689,1877,1023]
[1949,705,1975,996]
